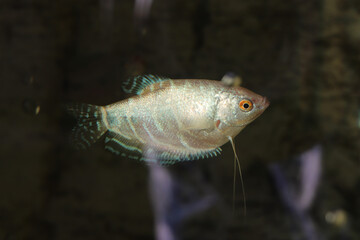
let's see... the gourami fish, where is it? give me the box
[68,75,269,165]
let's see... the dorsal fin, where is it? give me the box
[122,75,170,95]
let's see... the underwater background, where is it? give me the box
[0,0,359,239]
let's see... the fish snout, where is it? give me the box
[262,97,270,108]
[254,96,270,110]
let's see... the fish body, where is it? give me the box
[68,75,269,164]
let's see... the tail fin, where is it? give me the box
[67,103,108,150]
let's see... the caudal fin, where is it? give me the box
[67,103,108,150]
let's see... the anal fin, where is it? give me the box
[104,130,144,160]
[156,148,222,166]
[104,130,223,165]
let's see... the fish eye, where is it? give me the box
[239,99,253,112]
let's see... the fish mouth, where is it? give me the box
[263,97,270,108]
[258,97,270,110]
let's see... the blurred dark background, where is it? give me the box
[0,0,359,239]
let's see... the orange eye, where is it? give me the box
[239,99,253,111]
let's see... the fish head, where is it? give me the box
[216,86,269,133]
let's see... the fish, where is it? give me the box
[67,75,270,165]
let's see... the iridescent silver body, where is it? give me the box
[68,76,269,164]
[103,79,269,160]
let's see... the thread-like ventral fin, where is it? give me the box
[228,136,246,216]
[67,103,107,150]
[122,75,170,95]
